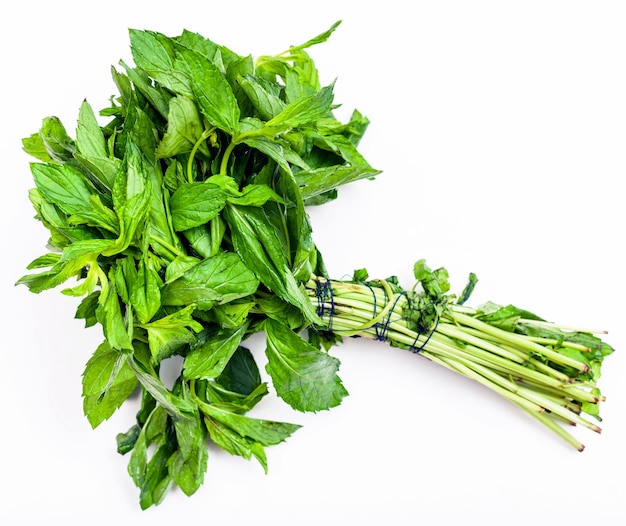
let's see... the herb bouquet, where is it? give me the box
[18,22,613,509]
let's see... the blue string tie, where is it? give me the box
[315,278,335,332]
[316,277,439,355]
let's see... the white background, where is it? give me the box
[1,1,625,524]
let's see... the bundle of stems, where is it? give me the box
[306,263,611,452]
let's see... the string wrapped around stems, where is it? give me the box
[314,276,440,354]
[315,278,336,332]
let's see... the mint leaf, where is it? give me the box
[82,342,138,428]
[204,403,300,446]
[75,99,120,189]
[129,256,163,325]
[39,116,76,162]
[266,84,334,129]
[264,318,347,412]
[155,95,207,158]
[22,131,52,162]
[141,305,203,363]
[96,283,133,352]
[105,139,153,256]
[128,405,176,510]
[30,162,117,232]
[176,47,240,135]
[169,183,228,231]
[237,75,286,120]
[184,323,248,379]
[162,251,259,310]
[295,165,380,202]
[127,352,195,417]
[225,204,320,324]
[217,347,262,396]
[169,412,208,497]
[129,29,192,96]
[203,404,300,472]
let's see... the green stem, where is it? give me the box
[187,127,216,183]
[219,141,237,177]
[218,128,270,177]
[451,312,590,374]
[149,234,186,260]
[305,275,607,451]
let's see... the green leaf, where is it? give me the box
[175,29,224,65]
[127,352,196,417]
[184,323,248,379]
[169,182,228,231]
[176,28,244,73]
[268,168,317,282]
[168,412,208,497]
[124,107,185,258]
[25,253,61,269]
[75,99,119,189]
[255,21,341,98]
[264,318,347,412]
[226,184,284,207]
[138,430,175,509]
[22,131,52,162]
[162,251,259,310]
[225,204,320,324]
[82,342,138,428]
[202,404,300,472]
[413,259,451,297]
[30,162,117,232]
[476,302,546,331]
[26,189,88,248]
[156,95,207,158]
[209,299,255,329]
[141,305,203,363]
[204,382,268,412]
[17,238,112,295]
[105,139,153,256]
[237,118,309,173]
[313,132,371,166]
[284,20,341,54]
[266,84,334,129]
[255,294,304,330]
[457,272,478,305]
[203,416,267,470]
[237,75,286,120]
[182,225,214,259]
[116,424,141,455]
[39,116,76,162]
[176,47,240,135]
[240,134,294,174]
[130,256,163,324]
[164,255,202,284]
[96,282,133,351]
[225,55,256,116]
[295,165,380,201]
[75,291,101,328]
[119,61,171,119]
[112,257,133,305]
[217,346,262,396]
[163,159,185,193]
[129,29,192,96]
[128,405,165,487]
[203,403,300,446]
